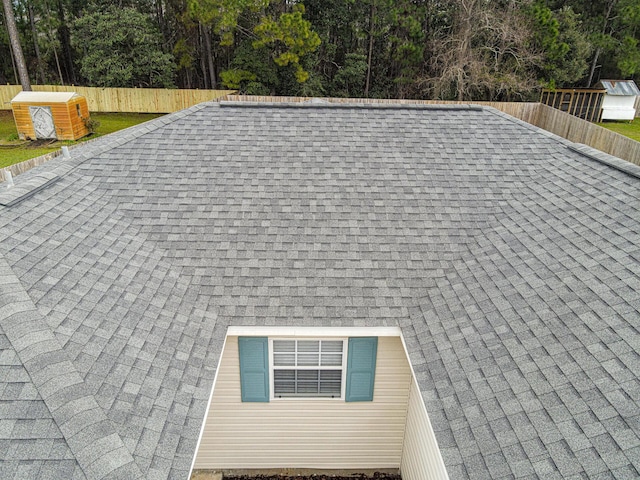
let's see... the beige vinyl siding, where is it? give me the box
[194,335,412,469]
[400,379,449,480]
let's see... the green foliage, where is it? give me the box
[220,69,257,89]
[187,0,269,46]
[619,0,640,30]
[564,0,640,84]
[296,73,326,97]
[529,4,591,87]
[253,4,321,83]
[616,0,640,77]
[220,40,279,93]
[332,53,367,97]
[173,38,195,71]
[3,0,640,99]
[220,65,272,93]
[82,116,100,133]
[73,7,176,88]
[598,118,640,142]
[618,36,640,77]
[386,1,426,96]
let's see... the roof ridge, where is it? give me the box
[219,100,484,111]
[0,255,145,479]
[0,171,60,207]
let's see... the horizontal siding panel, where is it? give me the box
[400,380,449,480]
[11,99,90,140]
[195,335,412,470]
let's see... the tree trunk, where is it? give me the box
[52,43,65,85]
[56,0,75,84]
[586,47,600,87]
[8,41,19,84]
[28,3,46,84]
[587,0,616,87]
[3,0,31,90]
[364,1,375,97]
[202,25,217,89]
[155,0,164,31]
[456,0,475,101]
[199,23,210,89]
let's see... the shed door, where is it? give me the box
[29,106,56,139]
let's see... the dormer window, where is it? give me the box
[271,339,345,399]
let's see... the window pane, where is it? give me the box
[319,370,342,396]
[297,370,319,394]
[322,341,343,352]
[273,340,296,366]
[298,353,319,366]
[298,340,320,353]
[297,370,319,381]
[321,353,342,366]
[274,370,295,395]
[274,353,295,366]
[273,340,295,352]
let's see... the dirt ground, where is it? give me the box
[223,474,401,480]
[192,472,401,480]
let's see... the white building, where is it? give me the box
[597,80,639,121]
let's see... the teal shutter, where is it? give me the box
[346,337,378,402]
[238,337,269,402]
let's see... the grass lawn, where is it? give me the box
[597,118,640,142]
[0,111,164,169]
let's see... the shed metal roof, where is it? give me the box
[598,80,640,96]
[0,100,639,479]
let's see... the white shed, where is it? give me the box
[597,80,639,120]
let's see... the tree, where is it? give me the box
[188,0,320,89]
[424,0,540,101]
[219,40,279,93]
[383,0,428,98]
[55,0,75,84]
[1,0,637,96]
[187,0,268,47]
[2,0,31,89]
[332,52,367,97]
[73,6,176,88]
[252,4,320,83]
[616,0,640,77]
[529,3,592,87]
[563,0,640,85]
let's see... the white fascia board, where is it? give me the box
[227,326,402,337]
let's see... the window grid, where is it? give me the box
[270,339,346,399]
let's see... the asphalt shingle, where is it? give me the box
[0,100,639,479]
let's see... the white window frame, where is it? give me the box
[269,337,347,400]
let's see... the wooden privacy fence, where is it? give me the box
[532,103,640,166]
[0,85,233,113]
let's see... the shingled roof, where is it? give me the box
[1,100,639,479]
